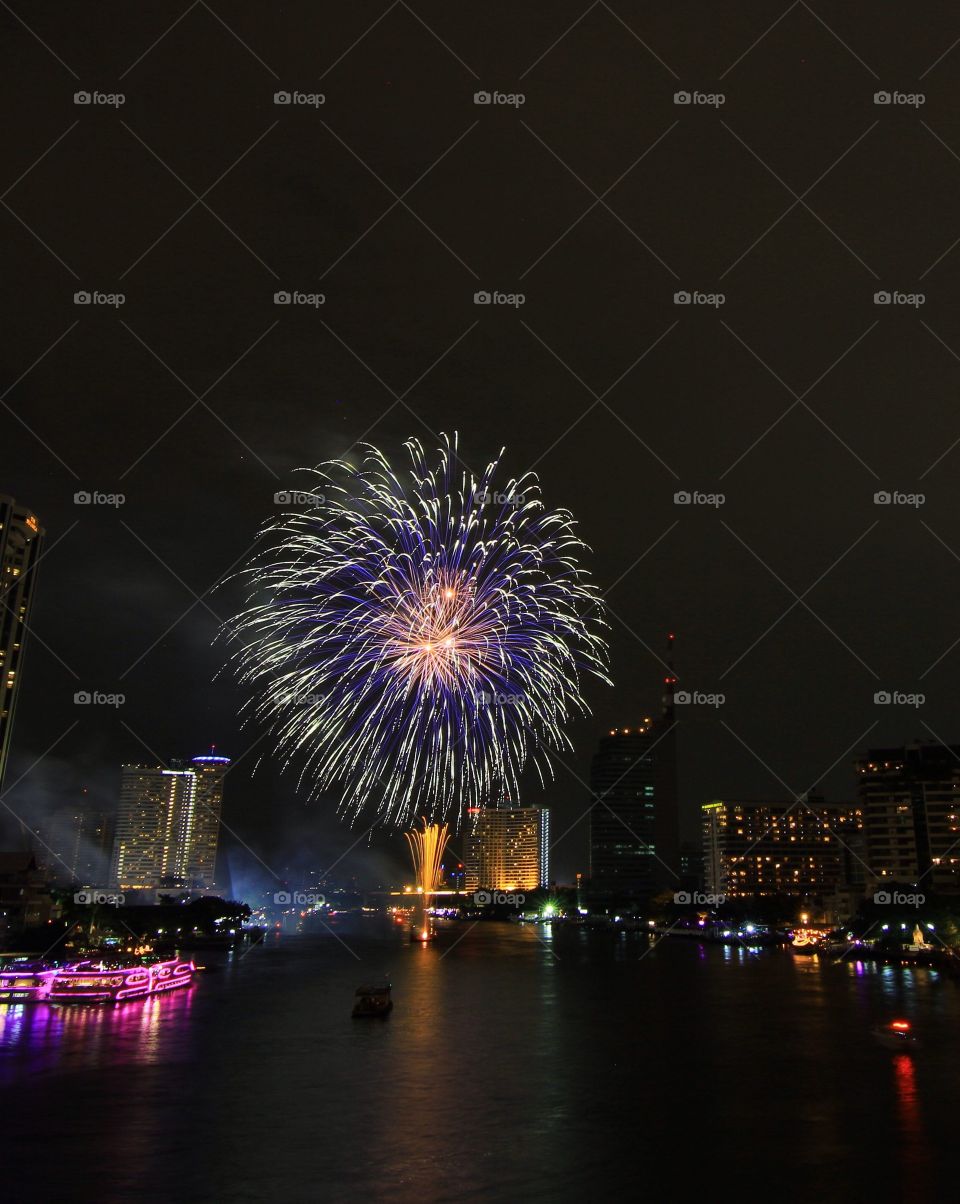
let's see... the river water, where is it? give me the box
[2,920,957,1202]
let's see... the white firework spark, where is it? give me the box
[224,434,610,827]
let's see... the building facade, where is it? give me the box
[0,852,55,930]
[463,805,549,892]
[185,755,229,886]
[0,495,43,793]
[857,743,960,893]
[588,649,680,898]
[110,753,229,890]
[589,724,660,895]
[702,796,862,899]
[37,797,114,885]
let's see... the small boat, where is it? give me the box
[409,926,434,944]
[0,959,60,1003]
[352,983,392,1018]
[49,956,195,1004]
[872,1019,920,1051]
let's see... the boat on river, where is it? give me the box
[49,956,195,1004]
[0,958,60,1002]
[352,983,393,1018]
[871,1019,920,1051]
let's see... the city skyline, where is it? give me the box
[5,553,960,898]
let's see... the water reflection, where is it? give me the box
[721,943,754,962]
[0,988,195,1084]
[1,931,958,1201]
[892,1053,931,1202]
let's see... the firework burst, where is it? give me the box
[224,434,610,827]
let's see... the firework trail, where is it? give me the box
[405,818,450,899]
[224,434,610,827]
[406,817,450,939]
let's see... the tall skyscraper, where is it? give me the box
[186,754,230,885]
[463,805,550,892]
[588,635,680,898]
[110,752,229,890]
[702,796,862,898]
[37,795,114,885]
[0,495,43,794]
[857,743,960,893]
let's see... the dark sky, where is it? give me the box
[3,3,960,887]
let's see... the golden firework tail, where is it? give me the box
[405,817,450,936]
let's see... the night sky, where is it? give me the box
[3,3,960,886]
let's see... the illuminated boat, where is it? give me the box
[0,959,60,1003]
[352,983,392,1018]
[872,1019,921,1051]
[49,956,195,1004]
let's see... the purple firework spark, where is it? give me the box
[225,434,610,827]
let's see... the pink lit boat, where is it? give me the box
[49,956,195,1004]
[0,960,59,1003]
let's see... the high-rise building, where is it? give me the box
[679,840,704,892]
[110,753,229,890]
[857,743,960,893]
[588,635,680,898]
[185,755,230,885]
[701,795,862,898]
[37,796,114,885]
[463,805,549,892]
[0,495,43,794]
[0,852,55,930]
